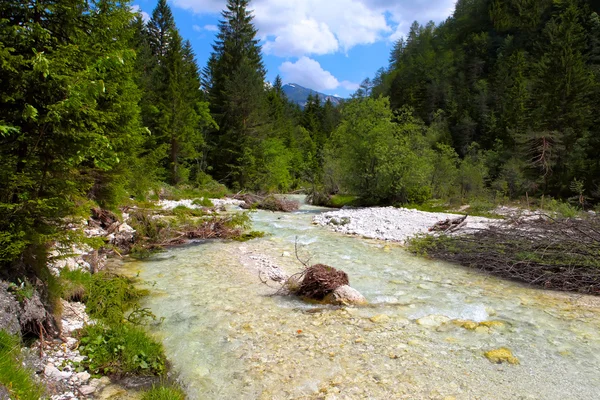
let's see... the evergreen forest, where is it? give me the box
[2,0,600,279]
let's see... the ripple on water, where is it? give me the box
[121,204,600,400]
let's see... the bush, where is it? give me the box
[141,385,186,400]
[85,273,147,325]
[78,324,166,376]
[0,331,45,400]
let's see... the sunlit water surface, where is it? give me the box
[121,199,600,399]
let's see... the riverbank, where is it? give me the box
[313,206,499,244]
[313,203,600,295]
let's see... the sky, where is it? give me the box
[132,0,457,97]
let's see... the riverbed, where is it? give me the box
[120,200,600,399]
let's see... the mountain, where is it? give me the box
[282,83,343,108]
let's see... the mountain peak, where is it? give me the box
[282,83,343,108]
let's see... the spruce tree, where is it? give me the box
[204,0,266,187]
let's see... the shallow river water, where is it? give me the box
[121,200,600,400]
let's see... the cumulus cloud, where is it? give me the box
[170,0,455,56]
[279,57,358,92]
[130,4,150,23]
[262,19,338,57]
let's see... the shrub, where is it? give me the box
[85,273,147,325]
[0,331,45,400]
[78,324,165,376]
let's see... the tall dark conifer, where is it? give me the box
[204,0,266,187]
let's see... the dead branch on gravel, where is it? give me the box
[429,215,468,232]
[233,193,300,212]
[410,215,600,295]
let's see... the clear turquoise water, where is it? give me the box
[121,200,600,399]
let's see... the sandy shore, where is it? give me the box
[313,206,498,244]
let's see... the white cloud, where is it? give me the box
[130,4,150,23]
[262,19,338,57]
[279,57,358,92]
[170,0,456,56]
[192,24,202,32]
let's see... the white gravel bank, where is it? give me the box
[313,206,499,244]
[157,197,244,210]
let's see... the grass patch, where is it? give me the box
[160,184,228,201]
[233,231,267,241]
[60,269,93,301]
[327,195,359,208]
[191,198,214,208]
[0,331,45,400]
[78,324,165,376]
[141,384,186,400]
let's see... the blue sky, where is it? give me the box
[132,0,456,97]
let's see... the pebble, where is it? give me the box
[79,385,96,395]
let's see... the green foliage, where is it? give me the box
[232,231,267,241]
[172,206,210,219]
[78,323,165,376]
[141,385,186,400]
[85,273,147,325]
[7,279,35,303]
[541,198,580,218]
[370,0,600,202]
[327,98,434,204]
[328,195,360,208]
[0,331,45,400]
[191,198,215,207]
[59,269,93,301]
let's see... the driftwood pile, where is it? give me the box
[295,264,349,300]
[234,194,300,212]
[429,215,468,232]
[416,215,600,295]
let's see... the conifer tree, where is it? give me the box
[0,0,144,274]
[204,0,266,187]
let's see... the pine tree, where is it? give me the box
[205,0,266,187]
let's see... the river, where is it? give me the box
[120,199,600,399]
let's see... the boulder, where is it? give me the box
[323,285,367,306]
[0,281,21,336]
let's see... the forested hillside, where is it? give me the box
[1,0,600,281]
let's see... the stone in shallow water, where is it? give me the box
[484,348,519,365]
[416,315,450,328]
[369,314,390,324]
[323,285,367,306]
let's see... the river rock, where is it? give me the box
[484,347,519,365]
[79,385,96,395]
[416,315,450,328]
[323,285,367,305]
[76,371,91,383]
[0,281,21,336]
[369,314,390,324]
